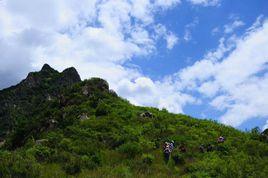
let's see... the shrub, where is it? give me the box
[216,145,229,155]
[250,127,261,140]
[26,145,53,162]
[96,102,111,116]
[46,132,63,148]
[62,156,81,175]
[118,142,142,158]
[81,155,93,169]
[172,152,185,165]
[0,151,40,178]
[141,154,154,165]
[112,165,132,178]
[81,153,102,170]
[59,138,72,151]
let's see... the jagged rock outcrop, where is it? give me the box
[21,64,58,88]
[0,64,82,138]
[21,64,81,89]
[82,78,109,96]
[60,67,81,86]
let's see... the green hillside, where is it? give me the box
[0,64,267,178]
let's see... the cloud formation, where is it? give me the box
[115,77,197,113]
[1,0,268,129]
[183,18,199,42]
[0,0,190,114]
[188,0,221,6]
[175,17,268,127]
[224,19,245,34]
[0,0,179,86]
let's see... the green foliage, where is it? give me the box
[62,156,81,175]
[26,145,53,162]
[0,66,267,177]
[81,155,99,169]
[95,102,111,116]
[141,153,155,165]
[250,127,261,140]
[171,152,185,165]
[0,151,40,178]
[111,165,132,178]
[118,142,142,158]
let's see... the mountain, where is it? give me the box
[0,64,81,139]
[0,64,267,178]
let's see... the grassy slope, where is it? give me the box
[0,78,268,178]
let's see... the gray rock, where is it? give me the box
[35,139,49,145]
[79,113,89,120]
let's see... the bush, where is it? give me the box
[96,102,111,116]
[0,151,40,178]
[26,145,53,162]
[142,154,154,165]
[81,155,93,169]
[216,145,229,155]
[46,132,63,148]
[59,138,72,151]
[112,165,132,178]
[62,156,81,175]
[172,152,185,165]
[118,142,142,158]
[81,153,102,170]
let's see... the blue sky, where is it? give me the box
[0,0,268,131]
[132,0,268,131]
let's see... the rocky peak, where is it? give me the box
[21,64,82,89]
[62,67,81,82]
[22,64,58,88]
[60,67,81,86]
[40,64,57,73]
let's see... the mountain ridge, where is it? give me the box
[0,64,267,177]
[0,64,81,138]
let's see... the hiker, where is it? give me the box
[207,144,213,152]
[163,142,171,163]
[170,140,175,151]
[140,111,153,118]
[163,142,168,150]
[199,144,205,153]
[217,136,225,143]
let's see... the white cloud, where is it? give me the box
[1,0,267,130]
[0,0,183,113]
[183,30,191,42]
[176,17,268,127]
[263,120,268,131]
[183,18,199,42]
[0,0,179,79]
[224,20,245,34]
[166,34,179,49]
[198,81,220,97]
[188,0,221,6]
[115,77,197,113]
[154,24,179,49]
[155,0,181,8]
